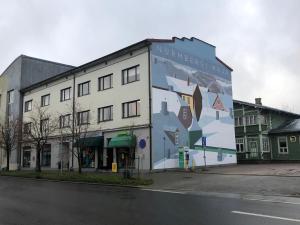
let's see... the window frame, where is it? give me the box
[24,100,32,112]
[98,105,113,123]
[236,138,245,153]
[60,87,71,102]
[278,136,288,154]
[78,81,90,97]
[40,118,49,133]
[98,74,113,91]
[77,110,90,125]
[122,100,141,118]
[7,90,14,104]
[60,114,71,128]
[24,122,32,134]
[122,65,140,85]
[41,94,50,107]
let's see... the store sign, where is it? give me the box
[112,163,117,173]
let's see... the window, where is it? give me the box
[262,137,270,152]
[25,100,32,112]
[122,100,140,118]
[60,87,71,102]
[77,111,89,125]
[24,123,32,134]
[0,94,2,108]
[7,90,14,104]
[60,114,71,128]
[40,119,49,133]
[98,74,113,91]
[122,65,140,85]
[234,117,243,126]
[41,94,50,107]
[278,136,288,154]
[41,144,51,167]
[216,111,220,120]
[78,81,90,97]
[236,138,244,153]
[98,106,113,122]
[246,115,257,125]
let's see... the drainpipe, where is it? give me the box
[71,73,76,170]
[147,44,153,171]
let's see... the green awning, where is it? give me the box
[108,134,136,148]
[75,136,103,147]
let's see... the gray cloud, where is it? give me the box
[1,0,299,112]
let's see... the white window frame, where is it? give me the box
[25,100,32,112]
[278,136,288,154]
[236,138,245,153]
[262,137,270,152]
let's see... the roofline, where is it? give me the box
[233,99,300,117]
[21,39,152,93]
[216,57,233,71]
[148,36,216,48]
[20,55,75,69]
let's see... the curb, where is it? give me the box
[198,172,300,178]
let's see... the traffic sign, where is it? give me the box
[202,136,206,147]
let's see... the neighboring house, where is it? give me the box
[21,37,236,171]
[0,55,74,170]
[233,98,300,162]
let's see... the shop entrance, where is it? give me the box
[117,148,131,170]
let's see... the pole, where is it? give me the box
[163,136,166,171]
[204,146,207,170]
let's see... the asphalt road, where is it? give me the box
[0,176,300,225]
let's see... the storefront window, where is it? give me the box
[82,148,95,168]
[41,145,51,167]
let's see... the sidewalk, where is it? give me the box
[147,164,300,197]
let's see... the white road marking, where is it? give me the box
[141,188,186,195]
[245,198,300,205]
[232,211,300,223]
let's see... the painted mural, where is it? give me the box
[151,38,236,169]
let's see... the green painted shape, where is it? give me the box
[178,148,185,168]
[194,145,236,154]
[189,130,202,149]
[75,136,103,147]
[108,134,136,148]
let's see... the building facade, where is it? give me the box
[233,98,300,162]
[0,55,74,170]
[21,37,236,171]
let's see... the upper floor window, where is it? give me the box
[7,90,14,104]
[77,110,89,125]
[60,114,71,128]
[98,105,113,122]
[246,115,257,125]
[40,118,49,133]
[24,122,32,134]
[78,81,90,97]
[122,100,140,118]
[41,94,50,107]
[98,74,113,91]
[60,87,71,102]
[25,100,32,112]
[234,117,243,126]
[122,65,140,85]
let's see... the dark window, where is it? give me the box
[25,100,32,112]
[60,114,71,128]
[60,87,71,102]
[40,119,49,133]
[98,74,113,91]
[122,65,140,85]
[78,81,90,97]
[24,122,32,134]
[122,100,140,118]
[77,111,89,125]
[41,94,50,107]
[98,106,113,122]
[23,147,31,168]
[41,144,51,167]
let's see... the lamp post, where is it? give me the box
[163,136,166,171]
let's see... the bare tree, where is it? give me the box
[0,119,20,171]
[23,105,58,172]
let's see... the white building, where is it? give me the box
[21,37,237,171]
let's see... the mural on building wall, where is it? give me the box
[151,38,236,169]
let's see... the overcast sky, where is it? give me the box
[1,0,299,112]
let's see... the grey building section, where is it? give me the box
[0,55,74,169]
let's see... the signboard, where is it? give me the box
[139,139,146,149]
[178,147,184,168]
[202,136,206,147]
[112,163,117,173]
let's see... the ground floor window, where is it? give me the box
[236,138,244,153]
[41,145,51,167]
[82,148,95,168]
[278,136,288,154]
[23,147,31,168]
[262,137,270,152]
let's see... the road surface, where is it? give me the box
[0,176,299,225]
